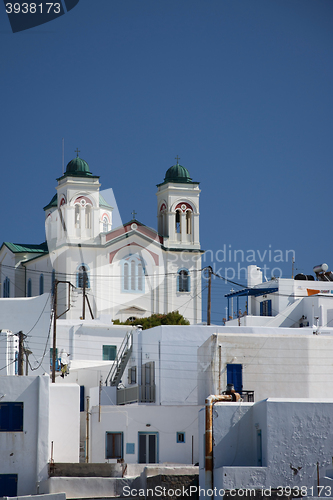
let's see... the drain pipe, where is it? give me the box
[205,393,241,493]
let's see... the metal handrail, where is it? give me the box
[105,330,133,385]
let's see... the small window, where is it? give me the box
[260,300,272,317]
[77,265,89,288]
[106,432,123,459]
[39,274,44,295]
[85,205,92,229]
[27,279,32,297]
[3,277,10,298]
[0,474,18,497]
[103,216,109,232]
[186,211,192,234]
[177,432,185,443]
[103,345,117,361]
[175,210,181,233]
[0,403,23,432]
[75,205,80,228]
[178,269,190,293]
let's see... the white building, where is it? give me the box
[0,155,203,324]
[197,327,333,404]
[225,264,333,328]
[0,375,79,497]
[199,398,333,496]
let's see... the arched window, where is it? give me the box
[178,269,190,293]
[39,274,44,295]
[103,216,109,232]
[175,210,181,234]
[77,264,90,289]
[122,255,145,293]
[3,277,10,298]
[27,279,32,297]
[75,205,80,228]
[85,205,91,229]
[186,211,192,235]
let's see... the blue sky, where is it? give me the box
[0,0,332,323]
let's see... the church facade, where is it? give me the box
[0,156,203,324]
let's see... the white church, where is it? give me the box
[0,154,203,324]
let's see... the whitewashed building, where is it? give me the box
[0,155,203,324]
[0,375,79,497]
[199,398,333,496]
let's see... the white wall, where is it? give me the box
[0,294,51,376]
[90,403,201,465]
[197,328,333,404]
[0,376,49,496]
[49,384,80,463]
[201,399,333,492]
[125,326,214,405]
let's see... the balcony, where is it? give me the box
[116,384,156,405]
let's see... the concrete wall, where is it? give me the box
[90,403,201,465]
[197,328,333,403]
[49,383,80,463]
[0,376,49,496]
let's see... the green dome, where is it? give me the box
[65,156,92,177]
[164,163,192,183]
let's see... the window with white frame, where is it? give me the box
[122,255,145,293]
[103,216,109,232]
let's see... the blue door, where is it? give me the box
[227,364,243,392]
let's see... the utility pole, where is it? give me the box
[52,279,74,383]
[18,331,24,376]
[207,266,212,326]
[52,279,58,383]
[82,272,86,320]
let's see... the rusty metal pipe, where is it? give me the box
[205,393,240,492]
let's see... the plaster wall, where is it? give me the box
[90,404,201,465]
[0,376,49,496]
[199,399,333,493]
[126,326,213,405]
[49,384,80,463]
[0,294,51,376]
[197,329,333,403]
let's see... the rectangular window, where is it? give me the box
[0,474,18,497]
[80,386,85,412]
[106,432,123,459]
[177,432,185,443]
[0,403,23,432]
[103,345,117,361]
[260,300,272,316]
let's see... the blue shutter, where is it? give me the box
[80,386,85,412]
[227,364,243,392]
[267,300,272,316]
[0,474,18,497]
[0,403,23,431]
